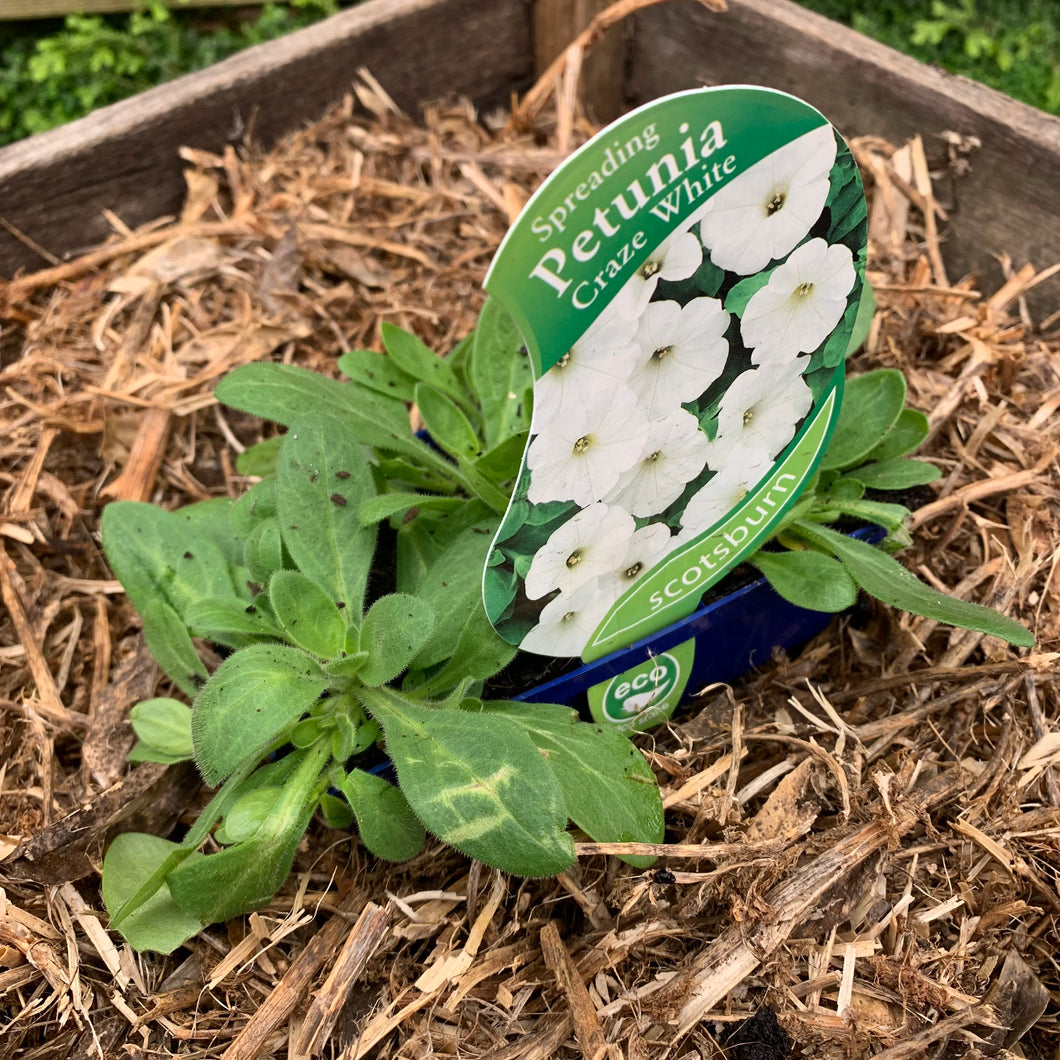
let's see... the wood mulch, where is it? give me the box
[1,64,1059,1060]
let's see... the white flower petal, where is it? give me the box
[713,362,813,462]
[698,125,837,275]
[527,385,650,506]
[605,408,710,517]
[596,522,675,606]
[629,297,730,419]
[679,463,764,538]
[742,238,856,364]
[524,503,635,600]
[610,228,704,320]
[520,580,614,657]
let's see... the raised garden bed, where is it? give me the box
[1,1,1058,1058]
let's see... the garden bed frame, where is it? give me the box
[1,0,1060,308]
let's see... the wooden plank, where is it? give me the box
[626,0,1060,308]
[534,0,625,125]
[0,0,259,19]
[0,0,531,277]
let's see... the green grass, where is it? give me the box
[796,0,1060,114]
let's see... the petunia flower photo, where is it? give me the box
[483,120,867,658]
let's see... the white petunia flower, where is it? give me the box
[535,308,641,419]
[742,238,856,365]
[611,228,703,320]
[679,463,765,539]
[527,385,649,506]
[596,522,674,606]
[628,297,730,419]
[524,502,635,600]
[604,408,711,517]
[520,580,614,657]
[698,125,837,275]
[711,362,813,465]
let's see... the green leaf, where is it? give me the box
[358,492,465,526]
[177,498,243,569]
[822,369,906,471]
[844,282,876,358]
[231,478,277,541]
[268,569,347,657]
[395,518,440,596]
[167,746,327,922]
[751,549,859,612]
[477,701,663,866]
[191,643,328,786]
[469,298,533,449]
[792,521,1035,647]
[235,434,285,478]
[724,268,773,316]
[336,768,426,862]
[337,348,417,402]
[457,454,512,514]
[864,408,931,462]
[102,833,204,954]
[824,499,911,532]
[361,687,575,876]
[142,599,208,698]
[415,383,482,461]
[216,362,420,459]
[319,791,355,830]
[185,595,281,643]
[415,608,516,697]
[101,501,235,621]
[222,786,283,844]
[851,458,941,490]
[244,519,286,583]
[130,697,193,758]
[472,432,529,488]
[380,322,467,406]
[277,420,377,617]
[410,517,499,669]
[358,593,436,686]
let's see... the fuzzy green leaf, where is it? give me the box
[268,569,347,658]
[380,322,467,406]
[102,833,204,954]
[822,369,906,470]
[277,421,377,617]
[852,457,941,490]
[863,408,930,462]
[222,786,282,844]
[792,521,1035,647]
[358,492,464,526]
[185,595,280,642]
[751,549,859,612]
[337,348,417,402]
[358,593,436,687]
[337,768,426,862]
[477,701,663,866]
[469,298,533,449]
[142,599,208,698]
[415,383,482,461]
[235,434,285,478]
[415,608,516,697]
[191,643,328,786]
[362,688,575,876]
[130,698,193,758]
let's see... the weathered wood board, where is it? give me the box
[0,0,263,19]
[2,0,1059,310]
[628,0,1060,302]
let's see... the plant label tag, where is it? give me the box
[481,86,868,730]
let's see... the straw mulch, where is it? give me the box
[1,69,1059,1060]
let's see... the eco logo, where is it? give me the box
[480,86,867,726]
[590,641,693,730]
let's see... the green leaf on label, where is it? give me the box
[142,599,208,698]
[337,348,418,403]
[381,322,468,407]
[130,698,193,758]
[277,420,377,617]
[821,369,906,470]
[191,643,328,786]
[751,549,858,612]
[358,593,436,687]
[469,298,533,449]
[863,408,930,462]
[101,501,235,622]
[102,833,204,954]
[851,458,941,490]
[724,267,773,316]
[337,768,426,862]
[414,383,482,461]
[792,521,1035,647]
[844,282,876,358]
[268,569,347,657]
[235,434,285,478]
[362,688,575,876]
[477,701,663,866]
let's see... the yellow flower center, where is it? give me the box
[572,435,592,454]
[651,346,672,362]
[624,562,643,580]
[562,610,577,623]
[557,350,572,369]
[641,258,662,280]
[766,191,786,215]
[565,550,583,569]
[794,281,815,298]
[646,449,663,464]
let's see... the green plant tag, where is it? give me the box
[477,86,868,728]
